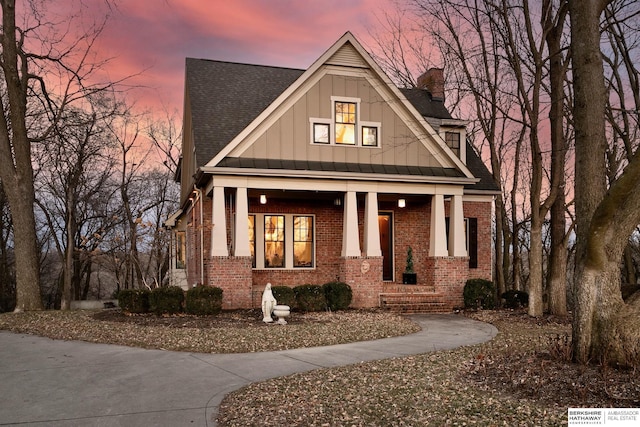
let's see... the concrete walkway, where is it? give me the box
[0,314,497,427]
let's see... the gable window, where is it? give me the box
[445,131,460,156]
[335,101,356,145]
[250,213,315,269]
[310,97,380,147]
[313,123,330,144]
[362,126,378,147]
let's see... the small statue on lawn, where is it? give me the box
[262,282,277,323]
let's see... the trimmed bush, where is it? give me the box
[294,284,327,312]
[117,288,150,314]
[322,281,352,311]
[463,279,497,310]
[271,286,296,308]
[149,286,184,315]
[185,286,223,315]
[501,289,529,308]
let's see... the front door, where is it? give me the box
[378,213,393,281]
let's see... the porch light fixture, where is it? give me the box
[334,197,342,206]
[398,198,406,208]
[260,194,267,204]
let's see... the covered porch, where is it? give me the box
[203,173,470,311]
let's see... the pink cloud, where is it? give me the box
[77,0,395,112]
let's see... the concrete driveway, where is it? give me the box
[0,314,497,426]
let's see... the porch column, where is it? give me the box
[364,192,381,256]
[341,191,361,257]
[429,193,448,256]
[234,187,251,256]
[211,186,229,256]
[449,194,467,257]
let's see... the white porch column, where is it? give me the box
[211,186,229,256]
[341,191,361,257]
[429,194,448,256]
[364,192,381,256]
[234,187,251,256]
[449,194,467,257]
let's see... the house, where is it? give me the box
[165,32,499,312]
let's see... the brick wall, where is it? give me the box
[208,256,253,309]
[424,256,469,309]
[340,256,383,308]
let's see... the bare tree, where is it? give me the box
[0,0,122,310]
[570,0,640,365]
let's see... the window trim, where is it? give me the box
[309,96,381,148]
[249,213,316,270]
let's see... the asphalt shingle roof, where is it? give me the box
[185,58,499,192]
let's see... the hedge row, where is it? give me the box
[271,281,352,312]
[117,286,223,315]
[463,279,530,310]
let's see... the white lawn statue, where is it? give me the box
[262,283,277,323]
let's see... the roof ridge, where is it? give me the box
[185,57,304,72]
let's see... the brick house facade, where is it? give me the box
[165,32,499,312]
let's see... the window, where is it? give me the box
[294,216,314,267]
[264,215,285,268]
[335,101,356,145]
[362,126,378,147]
[310,97,380,147]
[467,218,478,268]
[445,217,478,268]
[175,231,186,269]
[445,131,460,156]
[313,123,330,144]
[248,215,256,268]
[249,214,315,269]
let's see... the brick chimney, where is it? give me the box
[417,68,445,101]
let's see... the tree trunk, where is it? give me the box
[569,0,612,364]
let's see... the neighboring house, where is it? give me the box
[165,32,499,312]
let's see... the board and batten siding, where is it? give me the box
[238,73,449,169]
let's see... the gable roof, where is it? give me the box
[183,32,499,193]
[186,59,303,168]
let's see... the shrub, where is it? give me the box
[322,281,352,311]
[501,289,529,308]
[117,288,150,314]
[271,286,296,308]
[149,286,184,315]
[185,286,223,315]
[294,284,327,312]
[463,278,497,310]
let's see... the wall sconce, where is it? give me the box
[260,194,267,204]
[398,198,406,208]
[334,197,342,206]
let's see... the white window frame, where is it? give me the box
[250,213,316,270]
[309,96,381,148]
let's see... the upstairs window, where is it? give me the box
[445,131,460,156]
[310,97,380,147]
[335,101,356,145]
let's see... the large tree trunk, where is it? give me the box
[569,0,613,364]
[0,0,43,311]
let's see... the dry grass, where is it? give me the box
[1,308,638,426]
[217,310,640,427]
[0,308,420,353]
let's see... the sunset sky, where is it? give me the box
[87,0,395,114]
